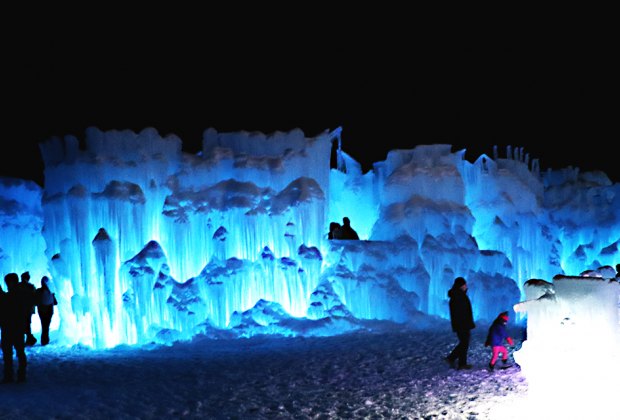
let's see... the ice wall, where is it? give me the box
[0,178,47,280]
[367,145,546,318]
[513,272,620,417]
[1,127,619,348]
[37,127,334,347]
[542,168,620,274]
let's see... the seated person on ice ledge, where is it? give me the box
[328,222,343,240]
[340,217,359,240]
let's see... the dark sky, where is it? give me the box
[3,19,617,186]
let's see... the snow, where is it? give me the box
[4,324,535,419]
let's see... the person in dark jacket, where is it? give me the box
[0,283,3,343]
[19,271,37,346]
[1,273,29,383]
[35,276,57,346]
[340,217,359,240]
[445,276,476,369]
[485,311,514,370]
[327,222,343,240]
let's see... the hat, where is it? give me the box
[499,311,509,321]
[453,277,466,288]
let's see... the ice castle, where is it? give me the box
[0,126,618,349]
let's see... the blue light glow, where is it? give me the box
[0,127,618,352]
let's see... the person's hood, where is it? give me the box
[448,286,465,298]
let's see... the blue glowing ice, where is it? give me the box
[0,127,618,350]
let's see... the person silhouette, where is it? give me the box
[340,217,359,240]
[19,272,37,346]
[328,222,343,239]
[1,273,29,383]
[445,276,475,369]
[35,276,57,346]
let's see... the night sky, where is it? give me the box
[4,19,617,186]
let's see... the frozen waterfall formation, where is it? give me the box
[513,268,620,416]
[0,127,619,348]
[514,268,620,374]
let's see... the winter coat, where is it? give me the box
[340,225,359,240]
[18,281,37,315]
[0,288,30,333]
[35,284,57,308]
[485,317,510,347]
[0,289,4,326]
[448,286,475,332]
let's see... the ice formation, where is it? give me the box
[513,269,620,418]
[0,127,618,351]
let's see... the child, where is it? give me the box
[485,311,514,370]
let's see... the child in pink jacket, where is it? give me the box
[485,311,514,370]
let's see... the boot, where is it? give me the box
[488,362,495,371]
[444,356,456,369]
[25,334,37,347]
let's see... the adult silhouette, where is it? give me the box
[19,271,37,346]
[445,276,475,369]
[340,217,359,240]
[35,276,57,346]
[328,222,343,239]
[1,273,29,383]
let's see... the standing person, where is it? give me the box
[485,311,514,370]
[340,217,359,240]
[0,283,3,346]
[19,271,37,346]
[35,276,57,346]
[1,273,28,383]
[445,276,475,369]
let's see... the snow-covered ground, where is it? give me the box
[2,323,535,419]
